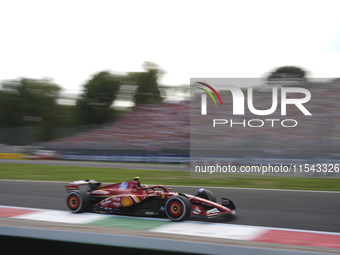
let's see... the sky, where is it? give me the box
[0,0,339,96]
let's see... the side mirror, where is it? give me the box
[168,188,172,191]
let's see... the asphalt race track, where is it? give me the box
[1,179,340,233]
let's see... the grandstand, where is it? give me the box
[46,101,190,155]
[46,83,340,158]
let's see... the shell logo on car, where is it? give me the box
[122,196,132,207]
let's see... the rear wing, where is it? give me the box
[66,179,101,192]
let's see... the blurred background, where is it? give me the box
[0,62,191,162]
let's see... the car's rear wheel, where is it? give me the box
[165,195,191,221]
[65,191,90,213]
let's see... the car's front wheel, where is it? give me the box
[165,195,191,221]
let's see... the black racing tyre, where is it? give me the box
[165,195,192,221]
[195,189,216,202]
[65,190,90,213]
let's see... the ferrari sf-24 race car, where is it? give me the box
[65,177,236,221]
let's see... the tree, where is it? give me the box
[132,62,163,105]
[267,66,307,86]
[0,78,61,141]
[75,71,122,125]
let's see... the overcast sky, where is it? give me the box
[0,0,339,94]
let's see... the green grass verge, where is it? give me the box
[0,163,340,191]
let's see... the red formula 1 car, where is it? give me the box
[65,177,236,221]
